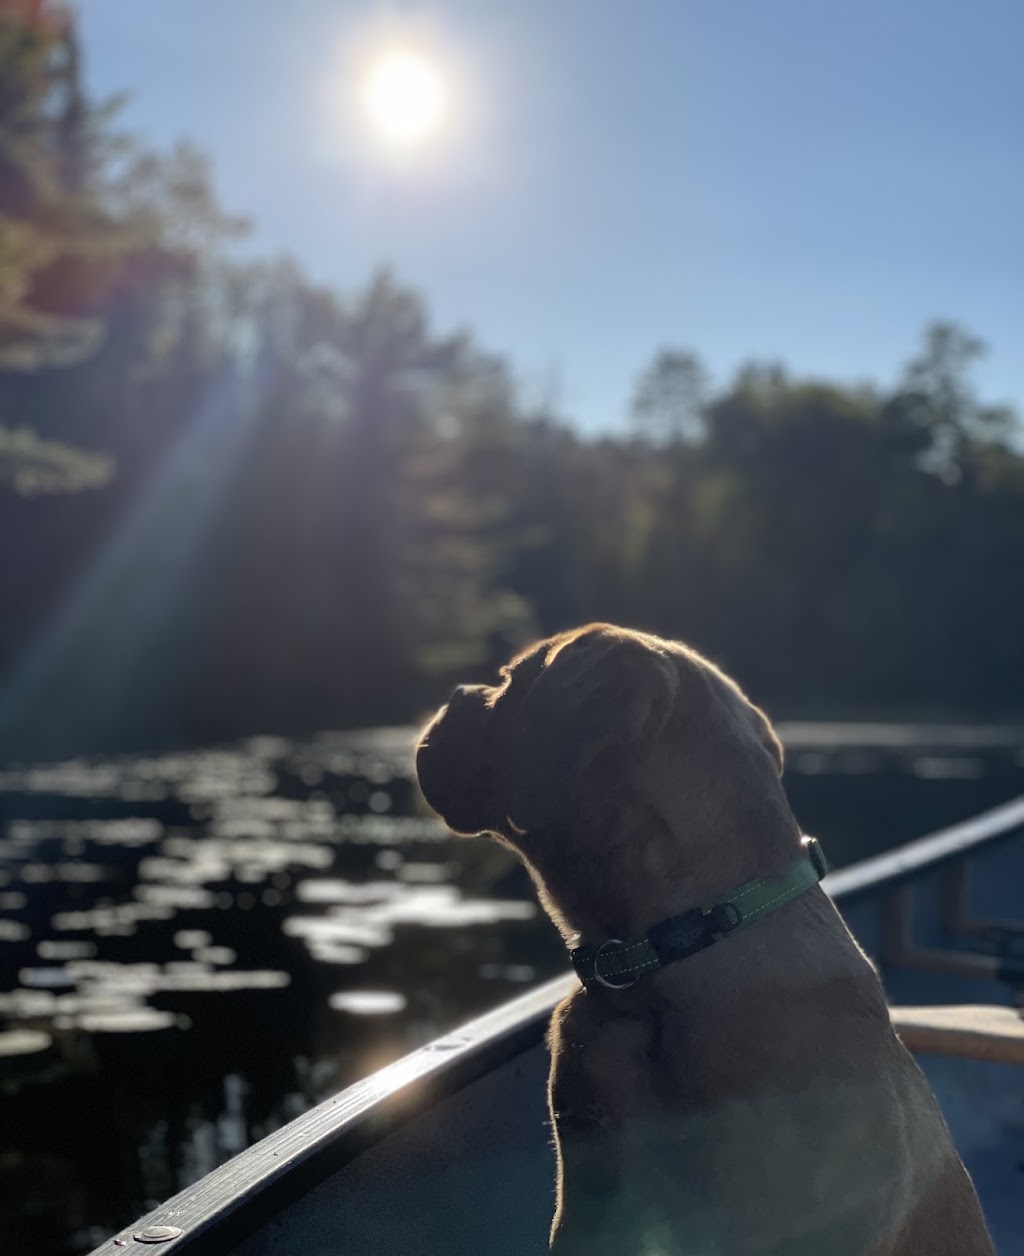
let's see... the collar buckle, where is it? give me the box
[704,900,742,937]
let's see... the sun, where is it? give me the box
[361,49,448,149]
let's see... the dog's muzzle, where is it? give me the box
[415,687,498,836]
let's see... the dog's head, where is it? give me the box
[415,624,783,860]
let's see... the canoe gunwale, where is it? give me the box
[822,793,1024,900]
[92,975,576,1254]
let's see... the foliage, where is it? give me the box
[0,0,204,493]
[1,5,123,365]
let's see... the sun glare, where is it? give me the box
[362,49,447,149]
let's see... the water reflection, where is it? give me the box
[0,728,555,1256]
[329,990,407,1014]
[0,1027,52,1056]
[1,724,1023,1256]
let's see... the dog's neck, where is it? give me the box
[531,798,887,1064]
[520,780,885,1020]
[527,784,807,949]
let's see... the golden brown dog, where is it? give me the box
[415,624,993,1255]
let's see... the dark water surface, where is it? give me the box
[1,724,1023,1255]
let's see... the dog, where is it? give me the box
[415,623,994,1255]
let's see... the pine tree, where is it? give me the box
[0,0,156,491]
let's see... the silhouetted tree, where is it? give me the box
[630,348,707,444]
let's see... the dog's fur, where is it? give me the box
[415,624,993,1255]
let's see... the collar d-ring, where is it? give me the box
[592,939,639,989]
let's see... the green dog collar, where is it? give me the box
[570,836,829,991]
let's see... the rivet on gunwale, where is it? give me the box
[133,1225,184,1244]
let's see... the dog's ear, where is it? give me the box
[504,626,679,831]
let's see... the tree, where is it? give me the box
[0,2,142,372]
[630,348,707,444]
[896,321,1019,482]
[0,2,224,495]
[183,268,534,741]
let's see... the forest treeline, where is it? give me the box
[1,3,1022,761]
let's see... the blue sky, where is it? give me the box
[74,0,1022,431]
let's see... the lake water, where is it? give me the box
[2,724,1023,1255]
